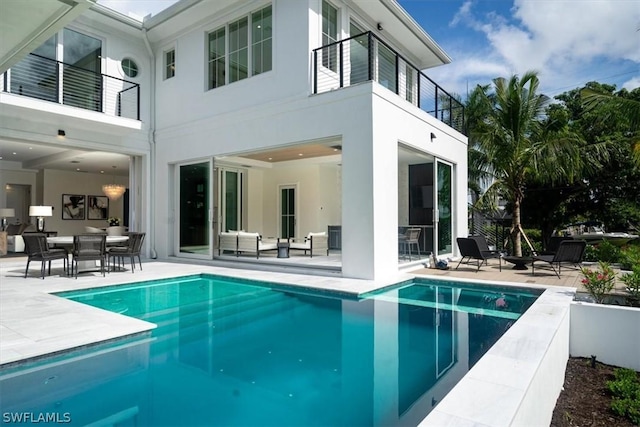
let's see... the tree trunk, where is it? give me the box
[511,197,522,257]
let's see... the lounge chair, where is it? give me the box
[236,232,277,258]
[531,240,587,278]
[289,232,329,257]
[456,237,502,272]
[541,236,574,255]
[218,231,239,255]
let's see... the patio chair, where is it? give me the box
[237,232,278,258]
[289,232,329,258]
[456,237,502,272]
[22,233,68,279]
[108,232,145,272]
[531,240,587,278]
[71,234,107,278]
[541,236,574,255]
[399,228,421,261]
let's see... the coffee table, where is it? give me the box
[503,256,533,270]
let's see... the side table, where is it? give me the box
[277,241,290,258]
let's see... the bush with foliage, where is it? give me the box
[620,266,640,307]
[592,240,623,264]
[620,244,640,271]
[607,368,640,425]
[580,261,617,303]
[583,244,599,262]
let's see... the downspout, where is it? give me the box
[142,27,158,259]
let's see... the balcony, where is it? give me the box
[313,32,464,134]
[1,53,140,121]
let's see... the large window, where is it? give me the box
[322,0,338,72]
[251,6,272,75]
[207,5,272,90]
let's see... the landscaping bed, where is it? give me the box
[551,357,639,427]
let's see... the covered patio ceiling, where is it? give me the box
[0,0,95,73]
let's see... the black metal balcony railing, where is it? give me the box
[1,53,140,120]
[312,32,464,134]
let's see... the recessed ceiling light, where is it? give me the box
[29,147,33,150]
[12,152,17,155]
[268,157,273,160]
[298,153,303,156]
[76,168,81,171]
[100,170,104,174]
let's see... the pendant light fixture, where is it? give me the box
[102,166,126,201]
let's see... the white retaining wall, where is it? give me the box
[570,302,640,371]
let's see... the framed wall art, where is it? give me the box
[62,194,85,220]
[87,195,109,220]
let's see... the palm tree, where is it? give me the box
[468,71,586,256]
[581,87,640,166]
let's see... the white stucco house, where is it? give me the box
[0,0,468,280]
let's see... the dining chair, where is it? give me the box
[22,233,68,279]
[399,228,421,261]
[108,232,145,273]
[71,234,107,278]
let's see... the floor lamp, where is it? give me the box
[29,206,52,232]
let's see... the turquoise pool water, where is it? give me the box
[0,275,541,426]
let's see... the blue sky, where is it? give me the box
[98,0,640,99]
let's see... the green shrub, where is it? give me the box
[620,266,640,305]
[583,244,599,262]
[620,245,640,271]
[608,368,640,425]
[594,240,623,263]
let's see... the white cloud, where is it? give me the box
[449,0,640,94]
[622,76,640,91]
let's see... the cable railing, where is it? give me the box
[1,53,140,120]
[312,32,465,134]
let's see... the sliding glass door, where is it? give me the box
[436,160,453,257]
[178,161,212,257]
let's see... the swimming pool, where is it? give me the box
[0,275,541,426]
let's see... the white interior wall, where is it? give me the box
[41,169,127,235]
[246,168,264,232]
[259,164,321,238]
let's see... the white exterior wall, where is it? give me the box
[149,0,468,279]
[570,302,640,371]
[153,0,310,131]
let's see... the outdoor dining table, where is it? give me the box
[47,235,129,247]
[47,235,129,273]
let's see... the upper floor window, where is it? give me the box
[165,49,176,79]
[122,58,138,78]
[207,4,272,90]
[322,1,338,72]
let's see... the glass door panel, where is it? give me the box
[221,170,242,232]
[280,186,295,238]
[436,161,453,256]
[178,161,211,257]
